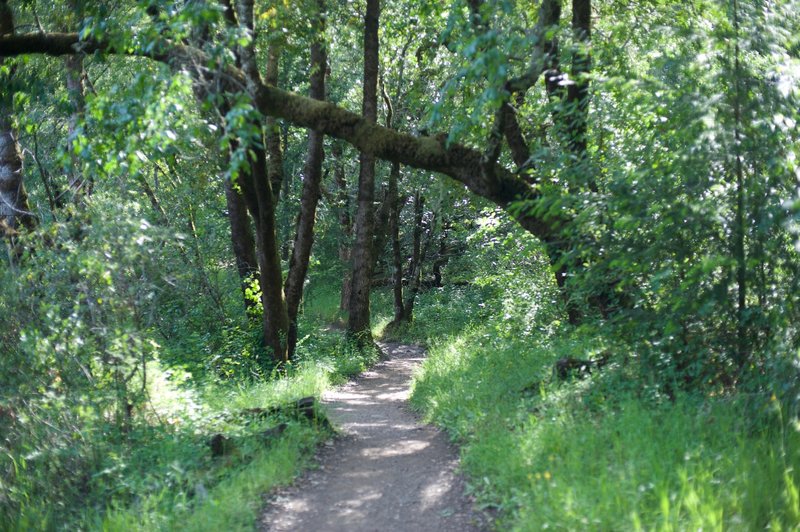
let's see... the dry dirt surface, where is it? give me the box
[259,342,490,532]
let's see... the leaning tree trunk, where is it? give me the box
[195,4,260,316]
[0,0,34,234]
[234,0,289,363]
[347,0,381,341]
[0,0,612,322]
[285,0,327,358]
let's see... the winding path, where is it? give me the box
[259,343,488,532]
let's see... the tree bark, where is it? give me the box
[568,0,591,159]
[0,0,34,233]
[182,5,262,318]
[399,191,434,322]
[347,0,381,340]
[63,53,90,199]
[732,0,748,368]
[332,141,352,311]
[285,0,327,358]
[388,163,404,324]
[249,144,290,363]
[62,0,90,202]
[232,1,289,362]
[224,171,259,312]
[264,42,284,200]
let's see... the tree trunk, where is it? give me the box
[332,141,352,311]
[63,54,89,199]
[400,191,433,323]
[388,163,404,324]
[371,184,391,267]
[432,226,447,288]
[232,0,289,362]
[541,0,593,324]
[264,42,284,200]
[568,0,591,159]
[0,0,34,234]
[285,0,327,358]
[250,145,289,363]
[732,0,748,369]
[347,0,381,340]
[224,172,259,312]
[62,0,90,201]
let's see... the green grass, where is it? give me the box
[2,316,379,531]
[99,423,319,531]
[390,283,800,530]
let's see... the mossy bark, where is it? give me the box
[347,0,381,340]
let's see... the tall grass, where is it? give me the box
[398,285,800,530]
[2,314,378,530]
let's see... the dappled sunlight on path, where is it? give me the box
[259,343,487,532]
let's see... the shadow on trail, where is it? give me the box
[260,343,487,532]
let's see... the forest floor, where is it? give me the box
[258,342,489,532]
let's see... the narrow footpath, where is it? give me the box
[259,343,488,532]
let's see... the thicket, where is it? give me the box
[395,214,800,529]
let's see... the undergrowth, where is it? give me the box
[409,321,800,530]
[382,218,800,530]
[1,305,378,531]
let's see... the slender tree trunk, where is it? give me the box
[234,0,289,362]
[224,172,259,311]
[333,141,353,311]
[400,191,433,322]
[0,0,34,233]
[347,0,381,340]
[568,0,591,160]
[264,42,284,200]
[541,0,592,324]
[184,4,261,316]
[432,226,447,287]
[388,164,404,324]
[63,54,89,198]
[62,0,90,201]
[371,184,391,266]
[250,145,289,362]
[285,0,327,358]
[0,117,32,233]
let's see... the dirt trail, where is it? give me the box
[259,343,488,532]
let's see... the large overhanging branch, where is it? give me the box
[0,32,552,239]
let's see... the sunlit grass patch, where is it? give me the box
[409,316,800,530]
[99,423,320,531]
[1,317,380,530]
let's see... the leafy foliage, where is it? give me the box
[1,0,799,528]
